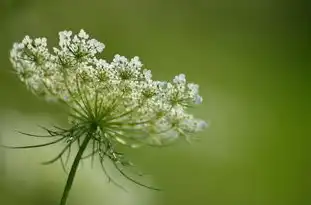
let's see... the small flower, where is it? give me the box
[8,29,207,205]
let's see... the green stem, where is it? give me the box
[60,132,92,205]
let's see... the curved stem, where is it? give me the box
[60,132,92,205]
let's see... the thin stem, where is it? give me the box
[60,132,92,205]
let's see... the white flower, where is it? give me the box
[8,29,207,202]
[9,29,205,147]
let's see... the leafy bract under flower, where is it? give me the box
[10,29,206,147]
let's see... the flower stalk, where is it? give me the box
[60,130,92,205]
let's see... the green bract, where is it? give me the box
[9,29,207,205]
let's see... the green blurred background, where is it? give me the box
[0,0,309,205]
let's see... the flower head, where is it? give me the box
[9,29,207,204]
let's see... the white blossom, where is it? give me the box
[9,29,206,147]
[8,29,208,202]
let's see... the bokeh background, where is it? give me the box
[0,0,309,205]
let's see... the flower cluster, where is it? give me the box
[9,29,206,204]
[10,29,206,147]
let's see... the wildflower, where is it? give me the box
[8,29,207,205]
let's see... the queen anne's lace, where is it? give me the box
[10,29,206,147]
[8,30,208,204]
